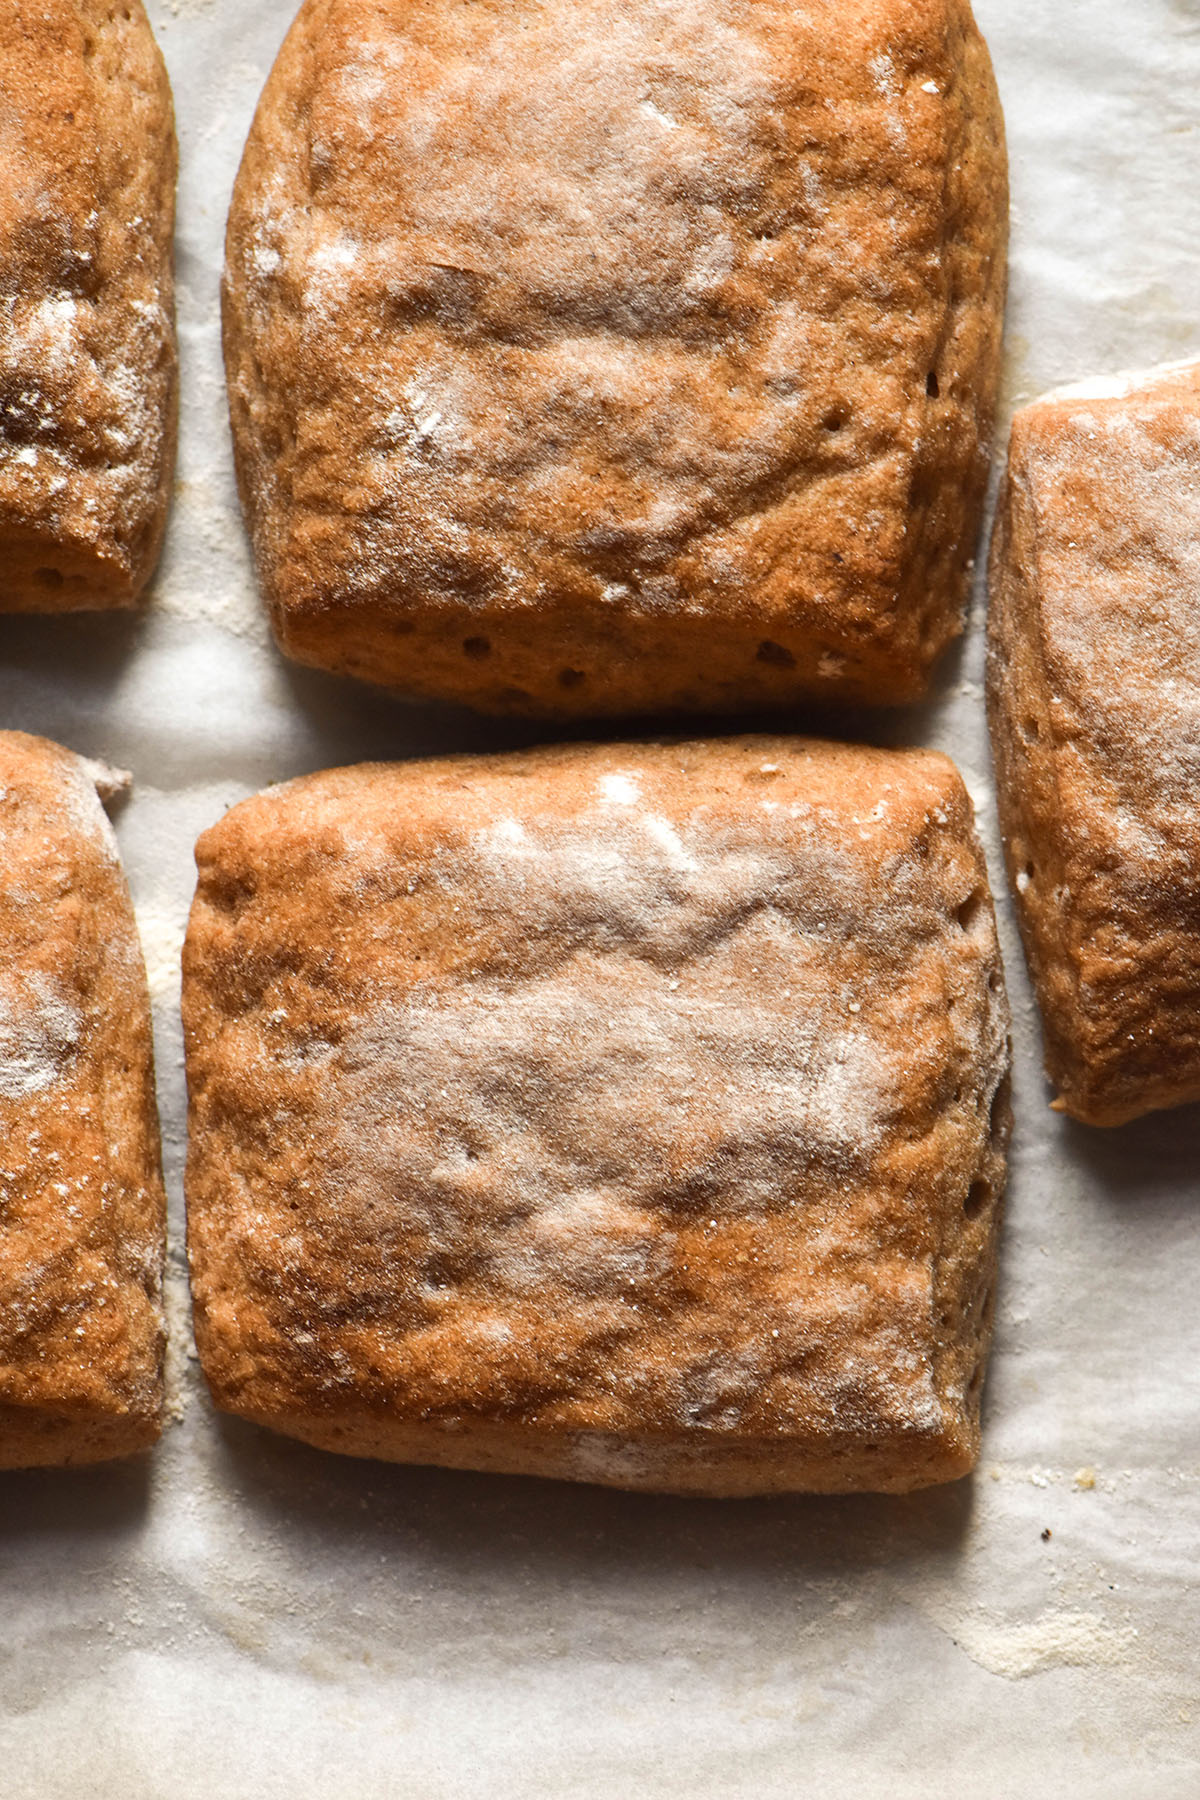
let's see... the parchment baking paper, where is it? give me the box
[2,3,1199,1793]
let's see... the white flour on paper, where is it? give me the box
[3,2,1200,1796]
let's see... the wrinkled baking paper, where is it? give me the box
[2,2,1199,1794]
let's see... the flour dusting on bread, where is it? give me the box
[184,738,1010,1494]
[989,359,1200,1124]
[0,731,166,1467]
[223,0,1007,714]
[0,975,81,1101]
[0,0,177,611]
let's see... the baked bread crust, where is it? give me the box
[0,733,165,1467]
[223,0,1007,717]
[988,362,1200,1127]
[0,0,177,611]
[184,737,1010,1495]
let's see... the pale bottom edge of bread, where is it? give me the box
[271,598,936,720]
[1051,1069,1200,1130]
[0,582,141,614]
[0,1400,162,1470]
[0,531,146,613]
[216,1401,978,1497]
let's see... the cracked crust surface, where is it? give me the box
[988,362,1200,1127]
[223,0,1007,717]
[0,0,177,611]
[0,732,165,1468]
[184,737,1009,1495]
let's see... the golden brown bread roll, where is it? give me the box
[183,737,1010,1495]
[988,361,1200,1127]
[223,0,1007,717]
[0,732,165,1467]
[0,0,177,611]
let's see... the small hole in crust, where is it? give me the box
[558,667,587,689]
[926,371,940,398]
[462,636,491,659]
[964,1179,991,1220]
[956,888,985,931]
[756,639,795,669]
[1021,715,1041,744]
[821,407,848,433]
[34,567,65,590]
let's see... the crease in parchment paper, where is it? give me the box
[3,1,1200,1794]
